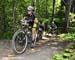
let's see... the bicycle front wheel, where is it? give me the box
[12,29,27,54]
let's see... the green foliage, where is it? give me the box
[52,32,75,60]
[69,13,75,27]
[52,48,75,60]
[39,18,50,24]
[53,54,63,60]
[58,33,75,41]
[0,0,74,39]
[0,32,13,40]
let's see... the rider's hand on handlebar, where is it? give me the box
[23,17,26,19]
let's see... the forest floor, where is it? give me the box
[0,35,68,60]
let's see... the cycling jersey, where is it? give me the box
[26,13,35,22]
[25,13,38,28]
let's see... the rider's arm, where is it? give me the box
[34,18,39,23]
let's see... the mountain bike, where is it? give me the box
[12,19,38,54]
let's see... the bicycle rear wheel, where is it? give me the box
[12,29,27,54]
[36,31,43,42]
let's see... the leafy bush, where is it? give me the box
[52,33,75,60]
[0,31,14,40]
[69,13,75,27]
[52,48,75,60]
[58,33,75,41]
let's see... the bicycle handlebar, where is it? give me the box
[20,19,33,26]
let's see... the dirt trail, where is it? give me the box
[0,36,65,60]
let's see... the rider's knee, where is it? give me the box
[32,28,36,31]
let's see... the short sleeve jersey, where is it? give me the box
[26,13,35,22]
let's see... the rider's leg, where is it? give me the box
[32,28,36,42]
[31,18,38,47]
[30,28,36,48]
[32,22,37,42]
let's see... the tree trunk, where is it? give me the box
[0,4,5,36]
[34,0,36,15]
[32,0,37,16]
[63,0,72,33]
[45,0,48,18]
[71,0,75,13]
[13,0,18,32]
[0,7,2,35]
[2,5,6,32]
[51,0,56,23]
